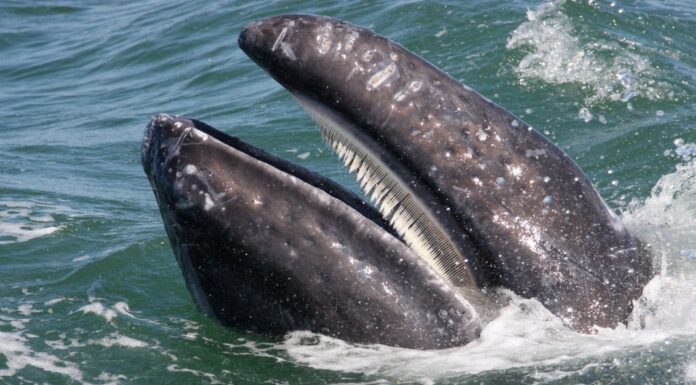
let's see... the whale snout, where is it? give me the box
[142,113,173,178]
[239,14,332,67]
[238,17,287,61]
[141,113,189,179]
[237,21,261,53]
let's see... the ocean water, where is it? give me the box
[1,0,695,383]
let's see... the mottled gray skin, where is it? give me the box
[142,113,481,349]
[238,14,653,331]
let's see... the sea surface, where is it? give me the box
[2,0,695,384]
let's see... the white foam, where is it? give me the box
[0,199,73,245]
[166,364,222,384]
[44,297,66,306]
[222,339,287,363]
[94,333,148,348]
[182,332,198,341]
[506,0,673,106]
[77,296,139,324]
[0,222,60,245]
[17,304,34,317]
[78,302,118,322]
[0,331,85,381]
[10,320,27,330]
[96,372,128,385]
[45,335,86,350]
[685,361,696,383]
[283,294,667,382]
[112,301,135,317]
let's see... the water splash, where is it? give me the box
[622,140,696,333]
[506,0,675,114]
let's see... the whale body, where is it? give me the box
[142,14,653,349]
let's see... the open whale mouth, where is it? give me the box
[142,14,654,349]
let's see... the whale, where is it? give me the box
[142,113,481,349]
[142,14,654,349]
[237,14,653,332]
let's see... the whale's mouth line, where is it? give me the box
[147,112,474,273]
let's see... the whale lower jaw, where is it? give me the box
[142,113,482,349]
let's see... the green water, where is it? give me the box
[2,1,695,384]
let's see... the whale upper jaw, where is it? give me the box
[238,14,654,332]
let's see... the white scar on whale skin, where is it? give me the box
[316,23,333,55]
[344,31,359,52]
[272,27,288,51]
[367,62,398,91]
[272,25,297,60]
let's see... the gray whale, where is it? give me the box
[142,14,653,349]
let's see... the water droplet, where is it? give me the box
[578,107,593,123]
